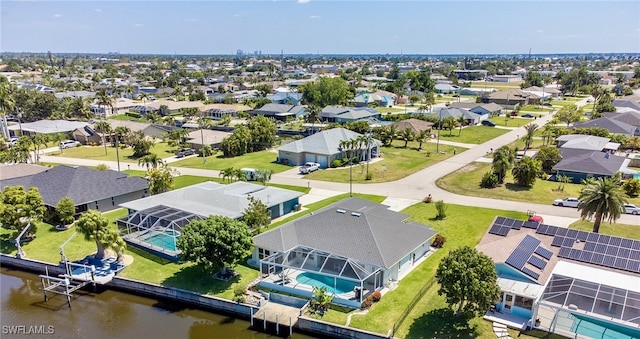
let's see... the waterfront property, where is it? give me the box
[118,181,304,261]
[251,197,437,309]
[477,216,640,338]
[0,165,149,214]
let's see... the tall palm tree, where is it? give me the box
[233,168,247,182]
[338,139,349,160]
[0,79,16,117]
[492,146,515,184]
[29,133,49,163]
[400,128,414,148]
[578,176,628,233]
[415,130,429,151]
[94,121,112,156]
[137,153,164,170]
[521,123,539,156]
[95,88,115,117]
[457,116,466,136]
[219,167,235,183]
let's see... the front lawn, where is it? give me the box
[50,142,177,162]
[519,105,550,112]
[170,149,290,173]
[488,116,536,128]
[436,162,640,206]
[437,125,509,144]
[303,140,459,183]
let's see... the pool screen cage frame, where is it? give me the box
[259,245,384,302]
[539,274,640,328]
[117,205,204,253]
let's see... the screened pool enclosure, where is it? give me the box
[117,205,204,261]
[259,245,385,308]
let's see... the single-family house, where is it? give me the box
[319,106,381,124]
[250,104,307,121]
[7,119,89,137]
[106,120,177,139]
[485,89,540,109]
[354,93,394,108]
[277,128,382,168]
[573,117,636,136]
[185,129,232,150]
[91,98,138,117]
[556,135,620,152]
[435,83,461,94]
[54,91,96,100]
[552,148,635,183]
[117,181,304,261]
[143,100,204,115]
[425,107,487,125]
[521,86,561,99]
[252,197,438,308]
[267,91,303,105]
[0,165,148,215]
[612,98,640,113]
[0,163,48,180]
[72,125,104,145]
[199,103,252,120]
[392,118,433,134]
[449,102,503,117]
[476,216,640,337]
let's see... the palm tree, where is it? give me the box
[219,167,235,183]
[338,139,349,160]
[95,88,115,117]
[138,153,164,170]
[492,146,515,184]
[578,176,628,233]
[233,168,247,182]
[457,116,466,136]
[256,169,273,186]
[400,128,414,148]
[521,123,539,156]
[113,126,131,146]
[415,130,429,150]
[29,133,49,163]
[94,121,112,156]
[0,79,16,117]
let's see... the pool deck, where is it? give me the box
[260,269,370,301]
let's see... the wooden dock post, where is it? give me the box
[263,311,266,330]
[250,308,254,327]
[289,317,292,336]
[276,314,279,335]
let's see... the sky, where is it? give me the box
[1,1,639,55]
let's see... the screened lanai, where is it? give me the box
[537,274,640,337]
[117,205,204,261]
[259,245,384,306]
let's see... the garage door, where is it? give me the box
[316,156,328,168]
[305,154,316,163]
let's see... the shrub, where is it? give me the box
[480,171,499,188]
[361,295,374,309]
[95,164,109,171]
[233,285,246,303]
[435,200,448,220]
[331,160,342,168]
[431,234,447,248]
[341,158,349,165]
[623,178,640,197]
[365,172,373,180]
[371,291,381,302]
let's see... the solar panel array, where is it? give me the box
[488,217,526,237]
[504,235,554,280]
[555,232,640,274]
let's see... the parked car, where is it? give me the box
[8,137,19,146]
[522,113,535,118]
[481,120,496,127]
[623,204,640,215]
[59,140,80,149]
[299,162,320,174]
[542,102,553,107]
[175,147,196,158]
[553,197,581,208]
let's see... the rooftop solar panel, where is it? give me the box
[535,246,553,260]
[521,267,540,280]
[523,221,539,229]
[580,251,593,262]
[495,217,506,225]
[595,243,607,253]
[592,253,605,265]
[546,226,559,236]
[563,238,576,247]
[499,226,510,236]
[558,247,571,258]
[569,249,582,260]
[535,224,548,234]
[587,233,600,242]
[603,255,616,267]
[556,228,568,237]
[566,229,578,239]
[577,231,589,242]
[488,224,505,236]
[620,238,634,249]
[609,237,622,247]
[627,260,640,273]
[551,236,564,247]
[632,241,640,251]
[584,242,596,251]
[511,220,524,230]
[503,218,515,227]
[599,235,611,245]
[606,246,619,256]
[630,250,640,261]
[528,256,547,270]
[505,235,540,270]
[618,248,630,259]
[614,258,628,270]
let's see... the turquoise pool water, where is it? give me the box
[571,314,639,339]
[296,272,357,295]
[143,231,177,252]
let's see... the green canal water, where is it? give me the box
[0,267,316,339]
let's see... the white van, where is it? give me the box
[60,140,80,149]
[241,168,258,181]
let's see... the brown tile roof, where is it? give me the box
[392,118,434,133]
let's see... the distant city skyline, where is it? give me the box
[2,1,639,55]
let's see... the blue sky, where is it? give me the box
[2,1,639,55]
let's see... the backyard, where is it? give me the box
[437,125,509,144]
[487,116,537,128]
[436,161,640,206]
[49,142,176,162]
[170,149,291,173]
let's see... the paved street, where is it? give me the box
[36,96,638,224]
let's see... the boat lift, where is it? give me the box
[14,223,31,259]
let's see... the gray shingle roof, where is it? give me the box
[120,181,303,219]
[277,128,381,156]
[553,150,628,176]
[0,165,148,206]
[254,198,437,269]
[573,117,636,136]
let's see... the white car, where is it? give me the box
[623,204,640,215]
[59,140,80,149]
[553,197,581,208]
[299,162,320,174]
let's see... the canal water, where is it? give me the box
[0,268,316,339]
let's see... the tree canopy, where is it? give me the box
[56,197,76,225]
[146,165,179,195]
[0,186,46,236]
[435,246,500,317]
[242,195,271,234]
[300,77,353,107]
[75,209,124,260]
[511,157,543,187]
[176,216,254,273]
[578,176,628,233]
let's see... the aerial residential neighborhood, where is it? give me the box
[1,2,640,339]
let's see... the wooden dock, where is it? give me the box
[252,302,301,336]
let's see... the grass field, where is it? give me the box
[50,142,177,162]
[488,116,536,127]
[171,149,291,173]
[304,140,458,183]
[436,161,640,206]
[437,125,510,144]
[470,81,523,89]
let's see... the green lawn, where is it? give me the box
[304,141,459,183]
[50,142,177,162]
[170,150,290,173]
[488,116,536,128]
[470,81,523,89]
[438,125,509,144]
[436,162,640,206]
[519,105,551,112]
[108,114,147,122]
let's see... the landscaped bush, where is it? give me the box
[233,285,246,303]
[331,159,342,168]
[431,234,447,248]
[361,294,375,309]
[480,171,499,188]
[434,200,447,220]
[623,178,640,197]
[95,163,109,171]
[371,291,381,302]
[126,111,142,118]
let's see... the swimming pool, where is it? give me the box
[142,231,177,252]
[569,313,639,339]
[296,272,357,295]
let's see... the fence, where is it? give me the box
[391,278,435,337]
